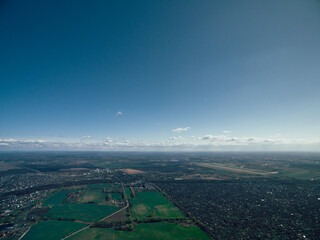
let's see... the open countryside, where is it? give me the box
[1,152,320,239]
[22,221,87,240]
[15,177,209,240]
[68,222,210,240]
[131,191,184,219]
[45,203,119,223]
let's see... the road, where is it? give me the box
[60,203,129,240]
[18,227,30,240]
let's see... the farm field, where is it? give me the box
[69,222,210,240]
[277,169,320,180]
[131,191,184,219]
[45,204,119,222]
[22,220,86,240]
[111,192,122,200]
[42,190,79,206]
[81,190,107,204]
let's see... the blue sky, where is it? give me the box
[1,0,320,151]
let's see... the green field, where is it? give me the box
[69,222,210,240]
[277,169,320,180]
[22,221,86,240]
[81,190,107,203]
[131,192,184,219]
[111,192,122,200]
[42,190,78,206]
[45,204,119,222]
[110,184,122,191]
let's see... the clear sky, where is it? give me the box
[1,0,320,151]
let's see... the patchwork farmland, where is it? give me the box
[20,181,209,240]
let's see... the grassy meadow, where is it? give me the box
[42,190,79,206]
[69,222,210,240]
[80,190,107,204]
[22,221,86,240]
[111,192,122,200]
[131,191,184,219]
[45,204,119,222]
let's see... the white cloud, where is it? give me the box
[82,136,91,139]
[172,127,190,133]
[168,136,184,141]
[223,130,232,134]
[103,137,113,146]
[198,135,231,141]
[116,111,123,116]
[198,135,215,141]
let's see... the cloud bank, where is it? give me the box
[0,135,319,151]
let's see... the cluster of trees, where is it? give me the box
[134,216,186,224]
[129,186,135,198]
[93,216,189,232]
[94,219,135,231]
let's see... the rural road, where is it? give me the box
[60,203,129,240]
[60,185,130,240]
[18,227,30,240]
